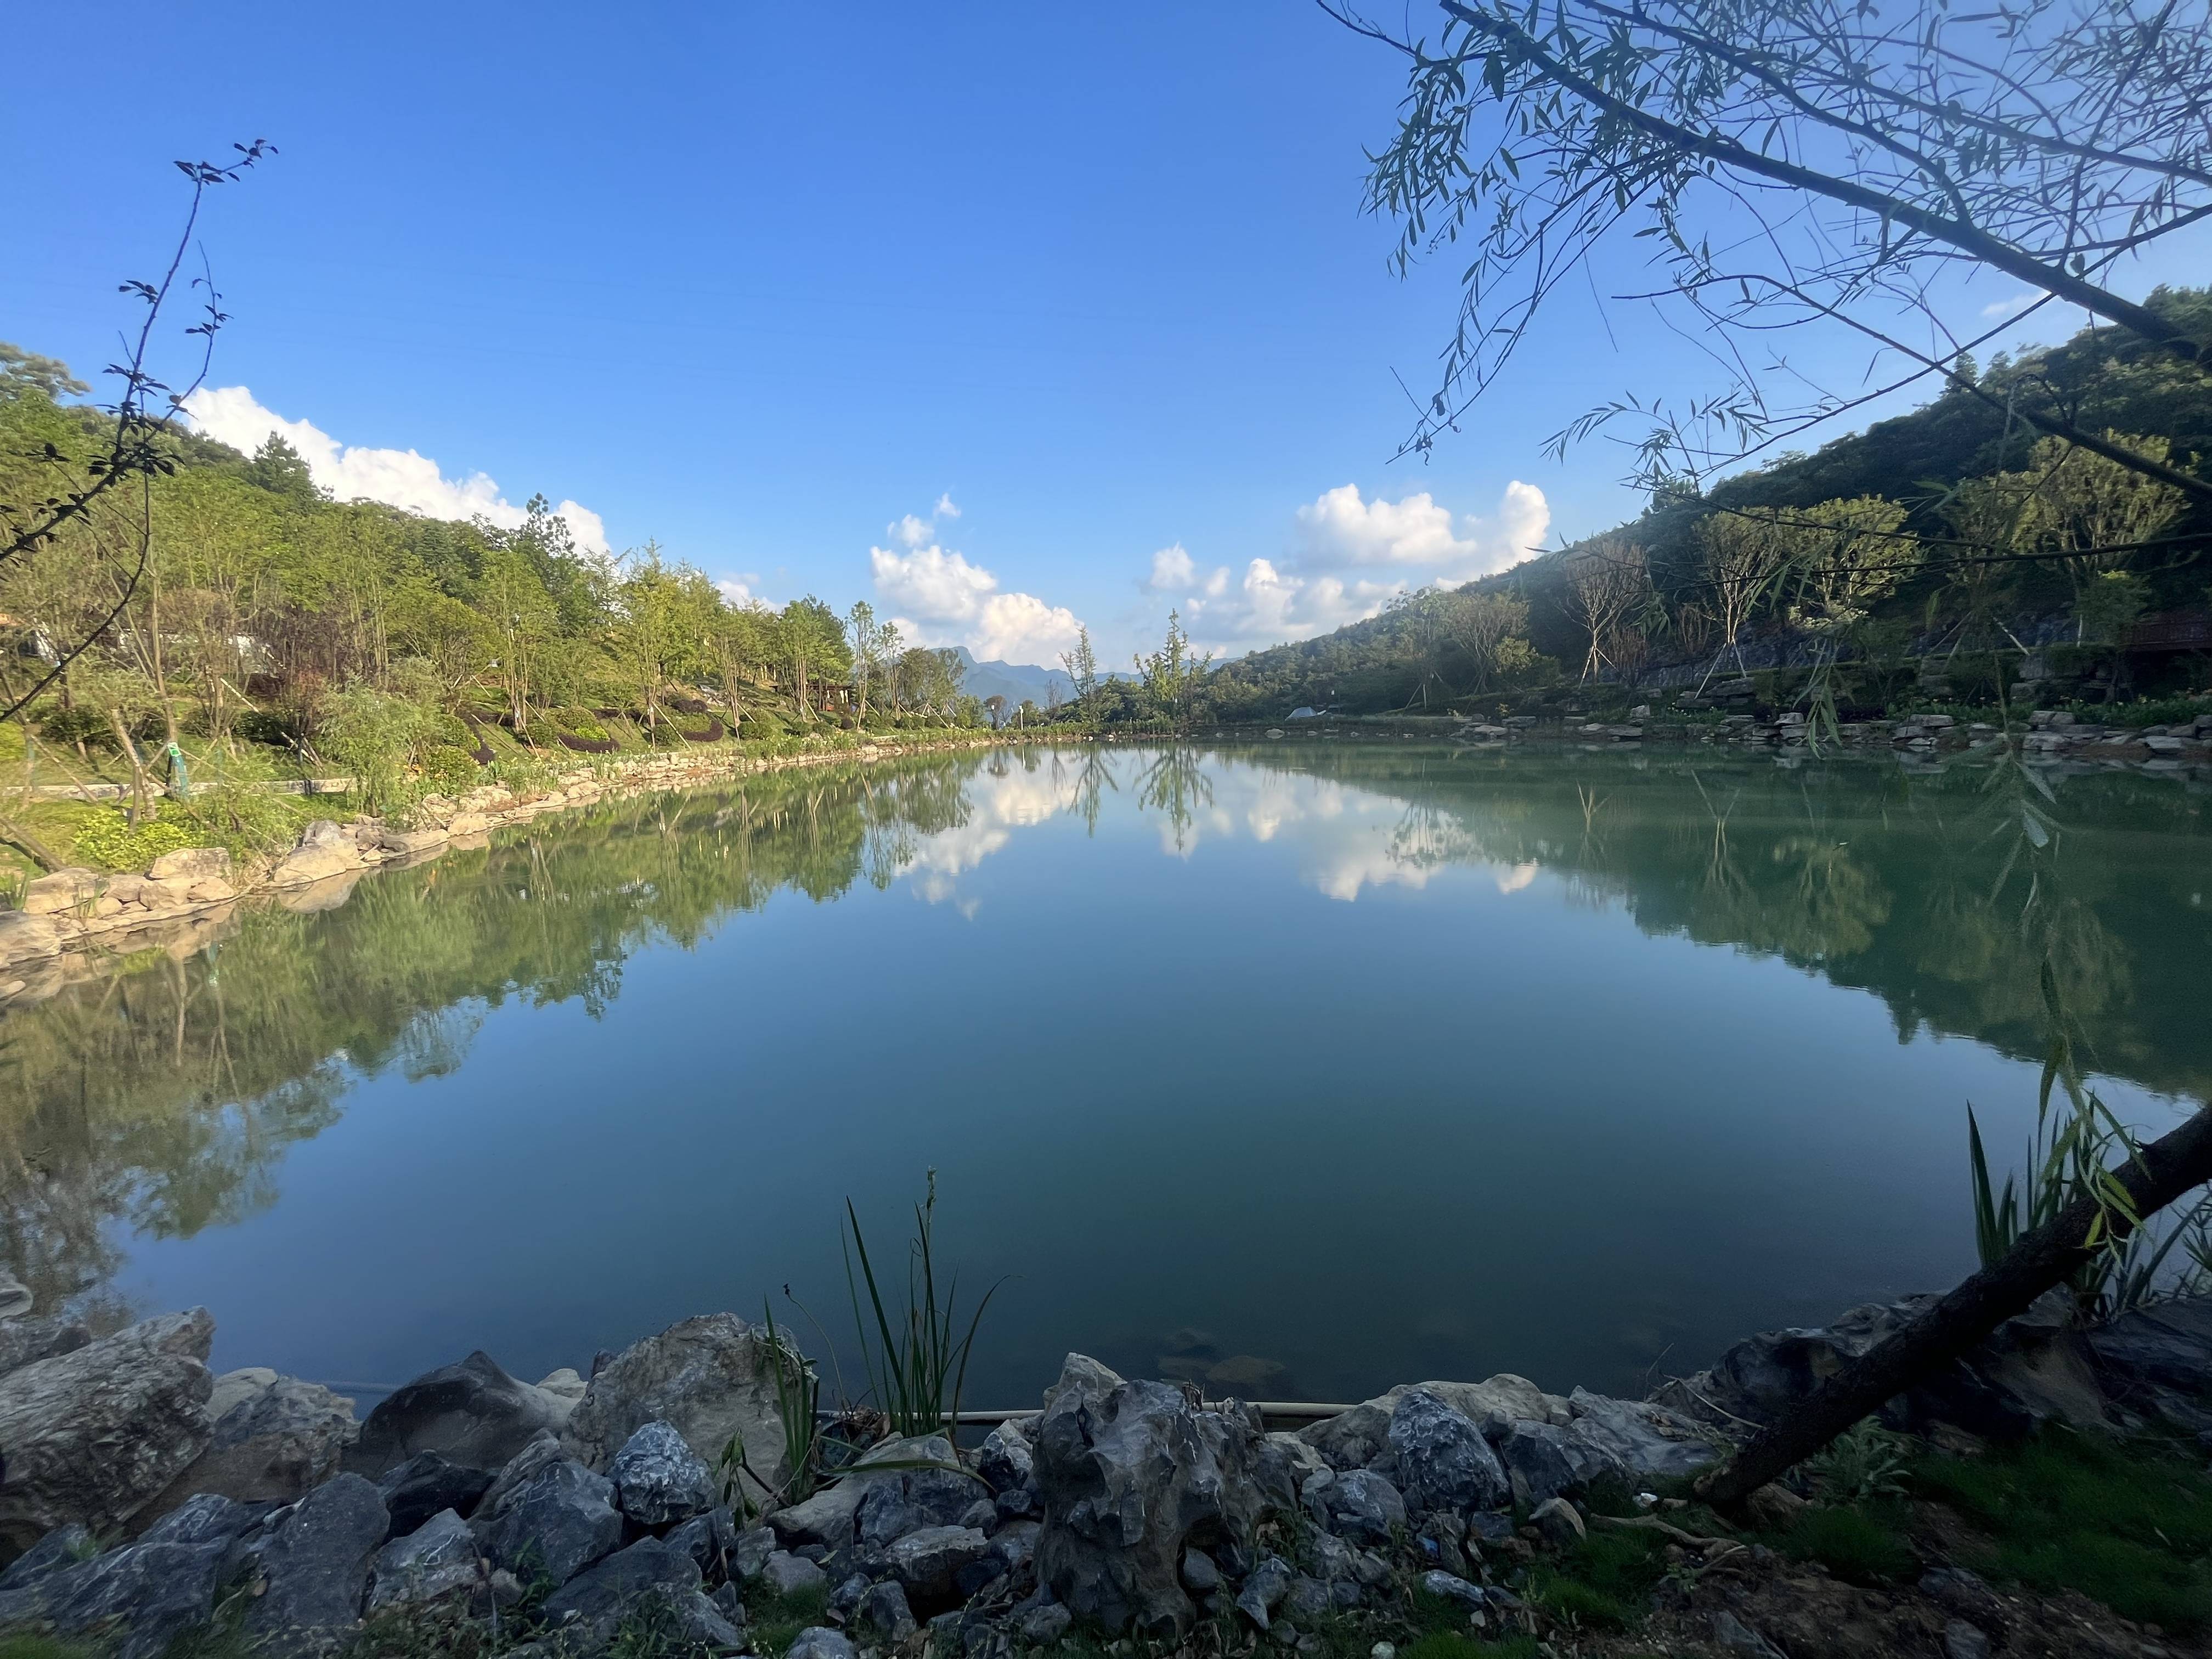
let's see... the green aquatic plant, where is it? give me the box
[844,1169,1001,1438]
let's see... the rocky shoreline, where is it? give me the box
[0,1288,2205,1659]
[0,732,1017,1002]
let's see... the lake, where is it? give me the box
[9,741,2209,1415]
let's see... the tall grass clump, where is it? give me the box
[844,1169,1002,1437]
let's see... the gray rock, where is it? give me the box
[243,1472,389,1645]
[1255,1431,1329,1511]
[1297,1376,1559,1472]
[42,1538,231,1659]
[1564,1390,1717,1483]
[563,1314,805,1508]
[0,1308,215,1553]
[140,1493,259,1550]
[1493,1420,1624,1507]
[1284,1574,1332,1618]
[987,1517,1040,1583]
[1943,1618,1992,1659]
[827,1570,870,1619]
[1712,1610,1786,1658]
[1420,1568,1486,1613]
[473,1432,565,1523]
[1529,1496,1585,1549]
[1034,1353,1274,1635]
[348,1351,578,1479]
[0,1523,97,1598]
[478,1458,623,1588]
[961,1496,997,1531]
[1387,1390,1508,1514]
[730,1524,777,1581]
[0,1313,89,1379]
[1015,1602,1073,1645]
[665,1506,742,1577]
[763,1549,828,1597]
[610,1419,716,1527]
[882,1524,988,1604]
[1675,1289,2107,1443]
[768,1432,968,1550]
[1306,1469,1405,1545]
[376,1451,496,1539]
[367,1508,481,1612]
[1235,1555,1293,1628]
[541,1536,701,1647]
[853,1446,979,1548]
[977,1418,1036,1493]
[993,1482,1041,1521]
[152,1369,358,1511]
[1181,1549,1222,1593]
[856,1578,918,1641]
[1919,1566,2005,1626]
[786,1627,857,1659]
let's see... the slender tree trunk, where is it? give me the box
[109,708,153,828]
[1700,1099,2212,1508]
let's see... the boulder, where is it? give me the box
[140,1493,259,1550]
[476,1457,623,1588]
[977,1417,1036,1493]
[1034,1353,1275,1635]
[664,1506,743,1577]
[1299,1375,1561,1471]
[1529,1496,1585,1549]
[1565,1390,1717,1482]
[148,847,232,883]
[0,1523,97,1610]
[268,841,361,888]
[149,1368,358,1513]
[563,1314,802,1504]
[36,1537,232,1659]
[786,1627,857,1659]
[376,1451,495,1539]
[377,828,449,859]
[2086,1296,2212,1398]
[765,1433,961,1548]
[540,1536,706,1648]
[242,1472,388,1647]
[1669,1289,2106,1442]
[762,1549,827,1596]
[366,1508,481,1613]
[0,1311,89,1378]
[608,1419,715,1527]
[1492,1420,1624,1507]
[20,869,100,916]
[1386,1389,1509,1514]
[855,1578,918,1642]
[347,1351,579,1478]
[880,1524,988,1605]
[1304,1469,1406,1545]
[853,1447,978,1548]
[0,912,61,967]
[0,1308,215,1553]
[1234,1555,1292,1628]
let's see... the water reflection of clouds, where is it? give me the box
[896,751,1545,908]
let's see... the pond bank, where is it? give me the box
[0,1285,2204,1658]
[0,729,1041,1000]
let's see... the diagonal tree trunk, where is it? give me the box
[1700,1101,2212,1508]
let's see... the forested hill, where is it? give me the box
[1206,287,2212,718]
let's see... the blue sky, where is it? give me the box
[7,2,2201,666]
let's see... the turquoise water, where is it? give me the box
[8,742,2208,1411]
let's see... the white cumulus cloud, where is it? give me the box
[1295,481,1548,582]
[182,385,610,554]
[868,507,1084,667]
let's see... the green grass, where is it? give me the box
[1527,1527,1668,1630]
[1774,1503,1918,1585]
[742,1581,830,1657]
[1401,1636,1543,1659]
[1911,1429,2212,1630]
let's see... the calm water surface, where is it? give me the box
[10,742,2210,1410]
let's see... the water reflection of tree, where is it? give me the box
[1136,748,1213,854]
[1238,744,2205,1103]
[0,751,998,1310]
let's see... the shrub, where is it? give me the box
[419,744,481,792]
[35,706,113,750]
[72,811,196,873]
